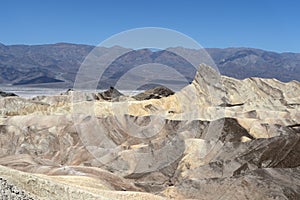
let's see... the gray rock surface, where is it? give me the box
[0,177,36,200]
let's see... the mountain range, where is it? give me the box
[0,42,299,88]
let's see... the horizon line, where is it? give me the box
[0,42,298,54]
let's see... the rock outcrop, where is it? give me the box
[0,90,17,98]
[96,87,124,101]
[133,86,174,100]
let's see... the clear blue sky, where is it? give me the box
[0,0,299,52]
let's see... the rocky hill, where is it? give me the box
[0,64,299,199]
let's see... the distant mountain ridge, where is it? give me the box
[0,43,299,88]
[206,47,300,82]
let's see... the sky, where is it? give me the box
[0,0,299,52]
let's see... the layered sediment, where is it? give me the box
[0,64,299,199]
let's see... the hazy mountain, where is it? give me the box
[0,43,93,87]
[0,43,299,88]
[206,47,300,82]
